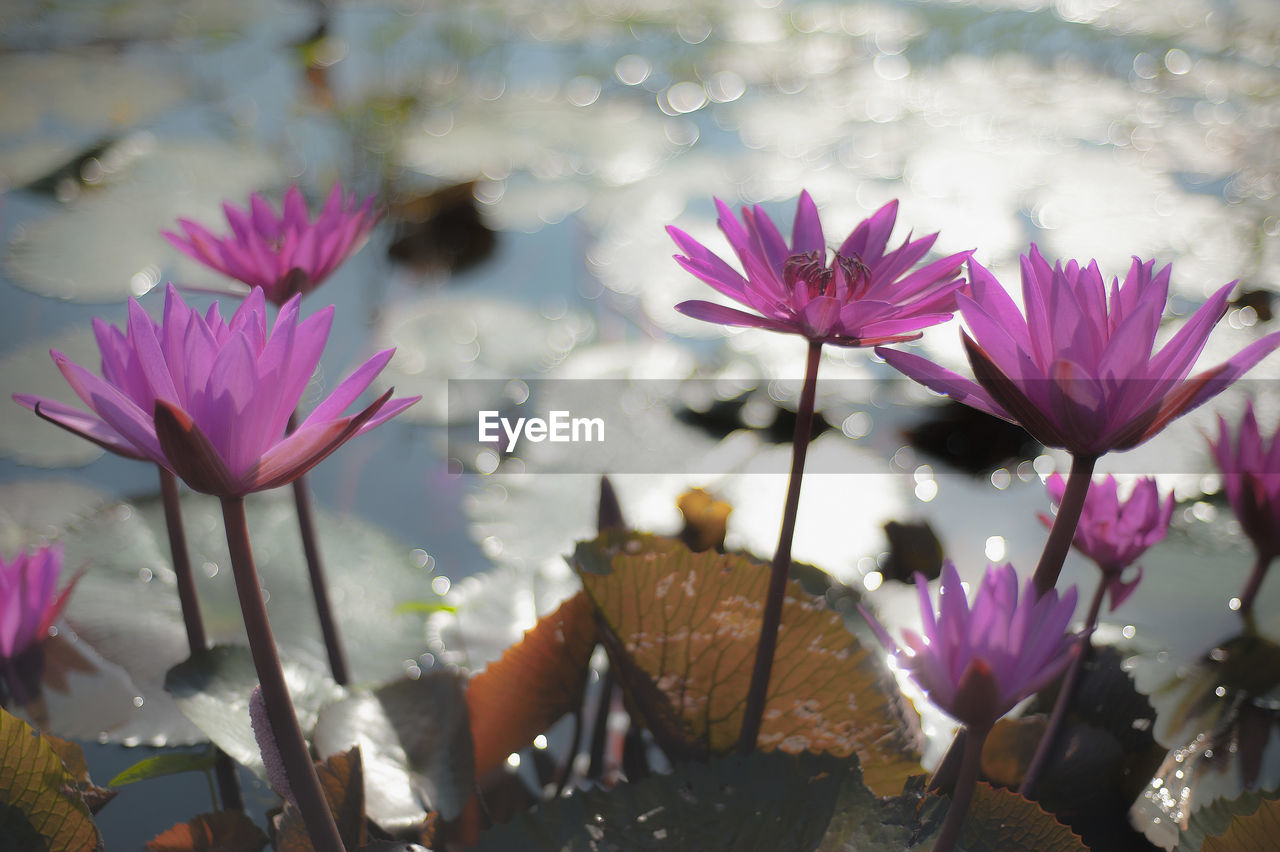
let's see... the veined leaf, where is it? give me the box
[572,533,923,796]
[466,590,597,778]
[0,707,101,852]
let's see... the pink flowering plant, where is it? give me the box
[1211,402,1280,616]
[0,544,74,663]
[1041,473,1174,614]
[164,184,379,304]
[5,182,1280,852]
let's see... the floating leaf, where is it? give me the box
[276,748,367,852]
[573,533,923,796]
[146,810,268,852]
[0,707,101,852]
[466,590,597,779]
[6,140,280,303]
[52,488,433,745]
[959,783,1088,852]
[165,646,343,782]
[108,747,218,786]
[1176,786,1280,852]
[312,671,474,826]
[475,751,862,852]
[0,328,110,467]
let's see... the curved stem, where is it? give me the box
[288,412,349,686]
[1032,454,1098,597]
[1019,578,1103,797]
[220,497,346,852]
[1238,552,1274,618]
[933,723,990,852]
[737,340,823,754]
[158,467,207,652]
[159,466,243,810]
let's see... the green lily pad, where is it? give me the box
[312,671,474,826]
[6,139,281,303]
[0,325,110,467]
[164,645,344,782]
[47,488,437,745]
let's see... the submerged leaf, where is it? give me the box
[573,533,923,796]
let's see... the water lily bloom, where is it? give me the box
[861,562,1079,732]
[1041,473,1173,610]
[15,285,417,497]
[0,544,74,661]
[877,246,1280,456]
[163,184,379,304]
[669,192,970,346]
[1211,402,1280,561]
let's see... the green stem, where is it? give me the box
[220,497,345,852]
[158,466,242,811]
[288,412,349,686]
[1019,578,1101,797]
[1032,454,1098,597]
[736,340,822,754]
[1238,552,1274,618]
[932,723,990,852]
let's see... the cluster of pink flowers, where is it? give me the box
[671,191,1280,849]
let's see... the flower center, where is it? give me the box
[783,251,871,301]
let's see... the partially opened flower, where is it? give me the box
[878,246,1280,456]
[669,192,970,346]
[1041,474,1173,611]
[1211,402,1280,561]
[861,562,1079,732]
[1,544,74,661]
[16,285,417,497]
[163,184,379,304]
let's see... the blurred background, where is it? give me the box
[0,0,1278,846]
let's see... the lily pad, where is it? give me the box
[371,294,592,425]
[164,645,344,781]
[573,532,924,797]
[0,325,111,467]
[312,671,474,827]
[47,488,436,745]
[6,139,281,303]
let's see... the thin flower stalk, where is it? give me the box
[669,192,968,752]
[222,497,344,852]
[737,339,822,754]
[860,563,1079,851]
[1209,402,1280,617]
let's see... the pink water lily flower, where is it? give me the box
[878,246,1280,456]
[1,544,75,661]
[163,184,379,304]
[861,562,1079,732]
[15,285,417,497]
[669,192,970,346]
[1211,402,1280,562]
[1041,474,1173,610]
